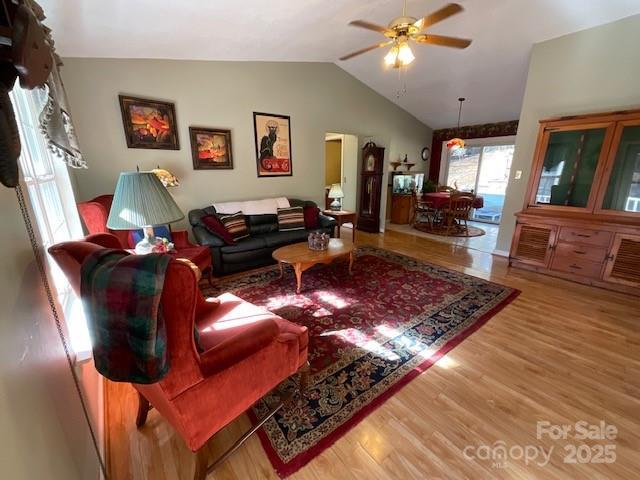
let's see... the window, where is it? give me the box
[442,138,515,224]
[10,84,91,358]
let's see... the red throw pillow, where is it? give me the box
[303,206,320,229]
[201,214,236,245]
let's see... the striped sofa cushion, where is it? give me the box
[218,212,249,240]
[277,206,305,232]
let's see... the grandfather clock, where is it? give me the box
[357,142,385,233]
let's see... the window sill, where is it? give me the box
[60,289,93,363]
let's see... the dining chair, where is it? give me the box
[411,193,438,230]
[442,192,475,236]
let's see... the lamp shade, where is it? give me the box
[151,167,180,187]
[328,183,344,199]
[107,172,184,230]
[446,138,465,151]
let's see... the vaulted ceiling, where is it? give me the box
[40,0,640,128]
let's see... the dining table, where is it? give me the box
[414,192,485,235]
[420,192,484,210]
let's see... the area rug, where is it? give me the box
[414,222,486,237]
[201,246,519,477]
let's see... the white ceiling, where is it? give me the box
[40,0,640,129]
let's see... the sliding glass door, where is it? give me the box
[445,141,515,224]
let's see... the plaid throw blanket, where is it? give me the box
[80,249,171,383]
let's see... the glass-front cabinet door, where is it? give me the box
[530,124,612,209]
[597,121,640,216]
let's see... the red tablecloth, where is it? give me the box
[422,192,484,209]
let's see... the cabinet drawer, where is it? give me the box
[554,242,607,263]
[551,255,603,278]
[558,227,611,247]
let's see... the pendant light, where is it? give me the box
[446,97,466,151]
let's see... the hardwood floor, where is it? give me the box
[105,228,640,480]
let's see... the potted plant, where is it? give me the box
[422,178,437,194]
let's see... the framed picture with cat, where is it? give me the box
[253,112,292,177]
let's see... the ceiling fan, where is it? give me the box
[340,1,471,68]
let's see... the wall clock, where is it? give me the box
[421,146,430,161]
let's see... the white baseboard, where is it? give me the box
[492,249,510,257]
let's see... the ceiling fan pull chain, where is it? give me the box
[395,65,408,98]
[402,65,407,95]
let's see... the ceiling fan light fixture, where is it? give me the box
[342,3,471,68]
[397,42,415,65]
[384,41,414,68]
[384,45,399,66]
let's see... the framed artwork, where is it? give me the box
[189,127,233,170]
[118,95,179,150]
[253,112,292,177]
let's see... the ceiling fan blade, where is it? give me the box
[414,34,471,49]
[349,20,395,37]
[413,3,463,31]
[339,41,394,61]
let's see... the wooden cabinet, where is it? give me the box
[390,194,413,224]
[602,233,640,287]
[511,223,557,268]
[357,143,385,233]
[510,108,640,295]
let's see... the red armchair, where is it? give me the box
[48,234,309,479]
[77,194,213,284]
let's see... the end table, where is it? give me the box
[322,210,357,241]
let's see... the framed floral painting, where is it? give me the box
[253,112,292,177]
[189,127,233,170]
[118,95,179,150]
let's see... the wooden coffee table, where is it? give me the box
[272,238,355,294]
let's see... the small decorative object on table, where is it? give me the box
[151,237,175,253]
[308,232,329,251]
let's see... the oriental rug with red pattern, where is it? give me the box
[202,246,519,477]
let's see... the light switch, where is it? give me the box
[514,170,522,180]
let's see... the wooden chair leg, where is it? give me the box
[194,448,209,480]
[136,393,149,428]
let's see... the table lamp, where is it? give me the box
[328,183,344,211]
[107,171,184,254]
[151,166,180,187]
